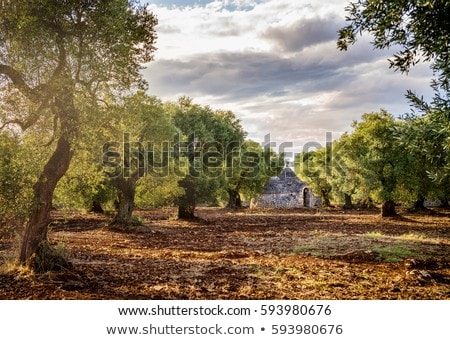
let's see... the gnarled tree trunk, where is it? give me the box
[381,200,397,217]
[20,136,74,265]
[321,190,332,207]
[178,176,196,220]
[439,197,449,209]
[90,200,104,214]
[112,177,137,225]
[20,87,78,265]
[343,193,353,210]
[226,188,242,210]
[413,195,426,211]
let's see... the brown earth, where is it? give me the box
[1,207,449,299]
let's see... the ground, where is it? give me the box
[1,207,450,299]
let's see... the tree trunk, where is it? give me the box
[20,134,74,264]
[413,195,426,211]
[381,200,397,217]
[321,190,332,207]
[20,86,78,265]
[439,197,449,209]
[359,197,374,209]
[90,200,104,214]
[226,188,242,210]
[112,177,136,225]
[178,204,195,220]
[178,176,196,220]
[343,193,353,210]
[114,195,134,225]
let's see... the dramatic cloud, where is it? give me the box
[142,0,434,157]
[263,16,342,52]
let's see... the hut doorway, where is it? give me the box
[303,188,310,207]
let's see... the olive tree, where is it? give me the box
[170,98,246,219]
[0,0,157,266]
[338,1,450,210]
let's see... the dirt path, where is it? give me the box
[1,208,449,299]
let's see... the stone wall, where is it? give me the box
[257,193,303,208]
[256,190,322,208]
[255,167,322,208]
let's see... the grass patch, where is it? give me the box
[363,232,429,242]
[293,233,371,258]
[293,231,434,262]
[364,232,384,238]
[373,246,421,263]
[292,244,333,258]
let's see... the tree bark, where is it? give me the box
[358,197,374,209]
[343,193,354,210]
[90,200,104,214]
[321,190,332,207]
[178,176,196,220]
[413,195,426,211]
[20,136,74,264]
[439,197,449,209]
[178,204,195,220]
[226,188,242,210]
[112,177,136,225]
[381,200,397,217]
[20,108,77,264]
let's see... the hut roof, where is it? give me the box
[261,167,306,194]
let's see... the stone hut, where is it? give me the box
[256,167,320,208]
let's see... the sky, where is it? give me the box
[140,0,434,159]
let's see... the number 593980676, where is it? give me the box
[271,324,343,335]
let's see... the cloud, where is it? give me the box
[263,16,342,52]
[144,37,393,100]
[143,0,434,150]
[157,24,181,34]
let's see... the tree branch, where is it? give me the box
[0,64,41,103]
[43,106,60,147]
[0,98,52,131]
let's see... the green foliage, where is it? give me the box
[0,130,51,229]
[394,112,450,206]
[0,0,159,261]
[0,0,158,86]
[297,111,418,211]
[234,139,284,202]
[109,93,177,207]
[343,111,408,205]
[135,174,184,208]
[53,92,182,215]
[338,0,450,78]
[171,98,247,212]
[327,135,364,207]
[338,1,450,197]
[53,150,109,211]
[296,148,333,207]
[0,133,30,227]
